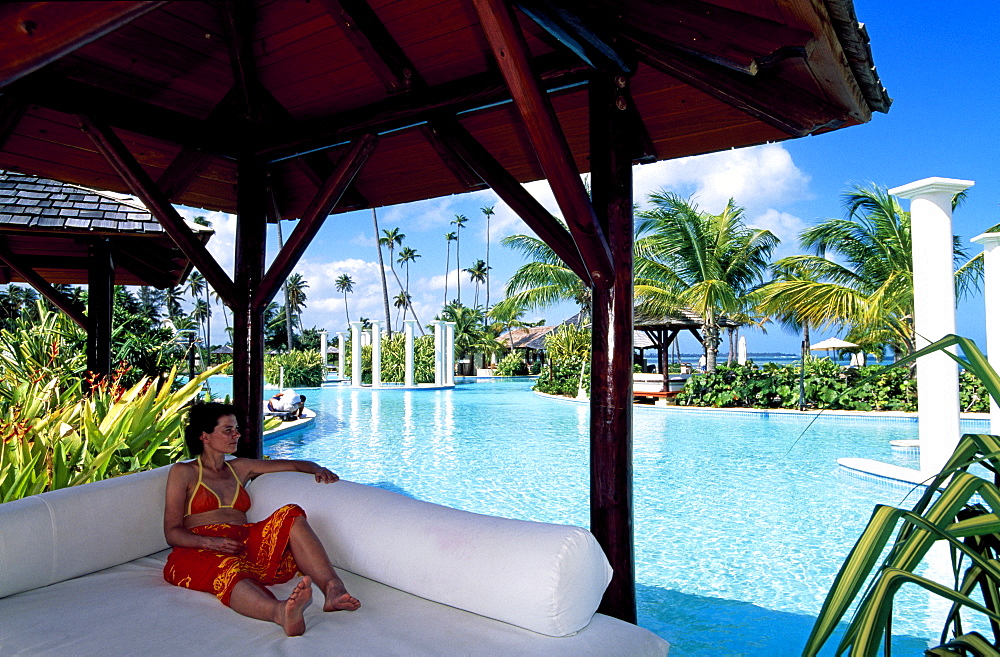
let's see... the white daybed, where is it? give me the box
[0,466,669,655]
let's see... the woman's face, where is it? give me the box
[200,414,241,454]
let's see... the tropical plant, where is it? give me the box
[764,185,984,359]
[494,351,528,376]
[164,286,184,321]
[804,334,1000,656]
[0,359,227,503]
[498,232,591,320]
[397,245,423,331]
[435,302,501,374]
[393,290,410,331]
[451,214,468,304]
[443,231,458,306]
[635,192,778,372]
[489,299,529,349]
[335,274,355,327]
[286,273,309,334]
[263,349,325,388]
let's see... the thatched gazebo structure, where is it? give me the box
[0,0,888,620]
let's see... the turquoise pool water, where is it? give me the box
[208,376,989,655]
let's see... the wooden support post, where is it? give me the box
[233,156,268,458]
[87,239,114,381]
[588,71,636,623]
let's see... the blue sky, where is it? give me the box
[179,1,999,356]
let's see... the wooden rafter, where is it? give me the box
[0,1,166,88]
[77,116,237,306]
[156,148,213,201]
[319,0,418,94]
[254,133,378,309]
[220,0,263,126]
[428,118,589,283]
[0,97,27,152]
[635,42,846,138]
[513,0,634,73]
[418,124,487,192]
[258,51,590,163]
[472,0,613,288]
[0,237,87,328]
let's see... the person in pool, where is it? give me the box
[162,402,360,636]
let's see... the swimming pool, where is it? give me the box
[209,376,989,655]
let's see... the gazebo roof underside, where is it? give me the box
[0,0,889,222]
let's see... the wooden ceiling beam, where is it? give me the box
[10,72,237,156]
[0,1,166,88]
[418,124,488,192]
[634,42,848,137]
[429,118,589,283]
[318,0,418,94]
[156,148,213,201]
[472,0,613,289]
[0,237,87,328]
[258,51,590,163]
[513,0,634,74]
[254,133,378,309]
[77,115,237,306]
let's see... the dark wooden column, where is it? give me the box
[233,156,268,458]
[588,71,636,623]
[87,238,114,379]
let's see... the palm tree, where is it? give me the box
[379,227,407,293]
[164,286,184,320]
[497,232,592,320]
[488,299,528,349]
[191,298,211,367]
[335,274,355,327]
[209,287,230,340]
[371,209,393,337]
[762,184,979,359]
[393,290,410,331]
[465,259,490,308]
[185,271,210,353]
[436,301,502,375]
[635,192,778,372]
[481,205,495,312]
[397,245,425,334]
[444,231,457,305]
[451,214,468,304]
[286,273,309,339]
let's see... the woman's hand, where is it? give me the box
[205,536,245,554]
[313,466,339,484]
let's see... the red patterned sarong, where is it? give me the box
[164,504,305,606]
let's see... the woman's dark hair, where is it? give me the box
[184,402,238,455]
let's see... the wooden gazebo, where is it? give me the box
[0,0,888,621]
[0,170,211,375]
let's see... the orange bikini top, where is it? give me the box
[185,457,252,517]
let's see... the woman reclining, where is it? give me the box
[163,402,359,636]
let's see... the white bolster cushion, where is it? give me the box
[0,466,170,599]
[248,474,613,637]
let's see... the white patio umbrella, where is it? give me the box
[737,335,748,365]
[809,337,858,353]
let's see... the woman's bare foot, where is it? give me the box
[276,577,313,636]
[323,582,361,612]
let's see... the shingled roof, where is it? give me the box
[0,171,212,288]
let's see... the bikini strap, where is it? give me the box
[186,456,206,517]
[224,459,245,505]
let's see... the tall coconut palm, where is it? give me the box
[393,290,410,331]
[436,301,501,374]
[335,274,355,327]
[379,227,406,292]
[465,259,490,309]
[209,287,230,340]
[397,245,424,333]
[481,205,495,311]
[444,231,457,305]
[286,273,309,338]
[185,271,210,354]
[763,184,980,359]
[164,286,184,321]
[371,209,393,337]
[451,214,468,304]
[488,299,528,349]
[635,192,778,372]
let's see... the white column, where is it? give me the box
[404,319,416,387]
[370,321,382,388]
[971,231,1000,434]
[350,321,363,387]
[336,332,346,379]
[445,321,456,386]
[433,321,443,386]
[319,330,328,369]
[889,177,974,473]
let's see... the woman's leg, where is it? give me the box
[287,516,361,611]
[227,576,313,636]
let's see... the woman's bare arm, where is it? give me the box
[234,458,339,484]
